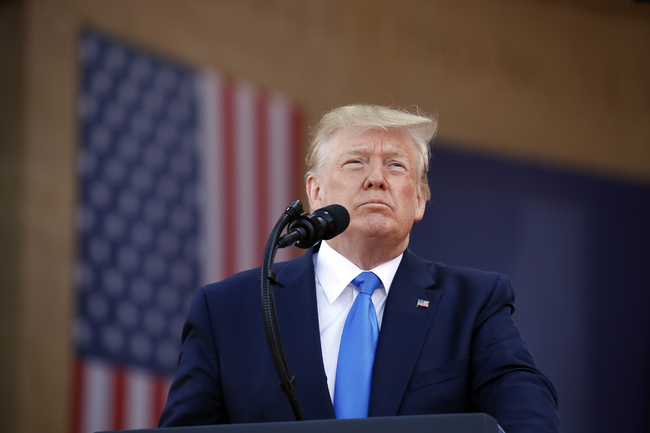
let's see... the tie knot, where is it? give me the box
[351,271,382,296]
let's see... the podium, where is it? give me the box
[99,413,498,433]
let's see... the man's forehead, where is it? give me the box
[332,127,414,155]
[344,144,408,158]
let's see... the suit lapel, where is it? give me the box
[368,249,441,416]
[272,249,336,420]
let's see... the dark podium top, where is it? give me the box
[99,413,498,433]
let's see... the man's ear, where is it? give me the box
[306,175,321,212]
[414,184,426,222]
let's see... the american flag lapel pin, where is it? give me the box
[416,299,430,308]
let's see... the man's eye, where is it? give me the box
[389,162,405,168]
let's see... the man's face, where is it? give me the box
[306,127,426,245]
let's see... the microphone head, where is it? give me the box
[314,204,350,240]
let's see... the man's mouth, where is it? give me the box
[360,200,390,208]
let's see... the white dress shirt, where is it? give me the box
[313,240,403,401]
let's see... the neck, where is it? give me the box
[326,235,409,270]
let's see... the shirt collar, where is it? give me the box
[314,240,403,304]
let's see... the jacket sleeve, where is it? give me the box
[470,274,562,433]
[158,287,228,426]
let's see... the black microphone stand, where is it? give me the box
[260,200,306,421]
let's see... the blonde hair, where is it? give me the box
[305,104,438,200]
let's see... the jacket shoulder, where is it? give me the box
[200,251,313,301]
[405,249,508,287]
[404,250,515,310]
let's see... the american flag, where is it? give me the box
[74,31,301,432]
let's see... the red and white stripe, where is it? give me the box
[73,359,172,432]
[73,73,302,432]
[198,72,302,284]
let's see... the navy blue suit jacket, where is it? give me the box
[159,247,561,432]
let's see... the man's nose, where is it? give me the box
[363,160,386,190]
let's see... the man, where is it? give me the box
[159,105,562,432]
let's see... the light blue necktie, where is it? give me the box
[333,271,382,419]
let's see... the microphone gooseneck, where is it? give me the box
[260,200,349,421]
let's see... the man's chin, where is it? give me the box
[350,217,395,239]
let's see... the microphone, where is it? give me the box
[278,204,350,249]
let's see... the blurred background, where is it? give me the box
[1,1,649,433]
